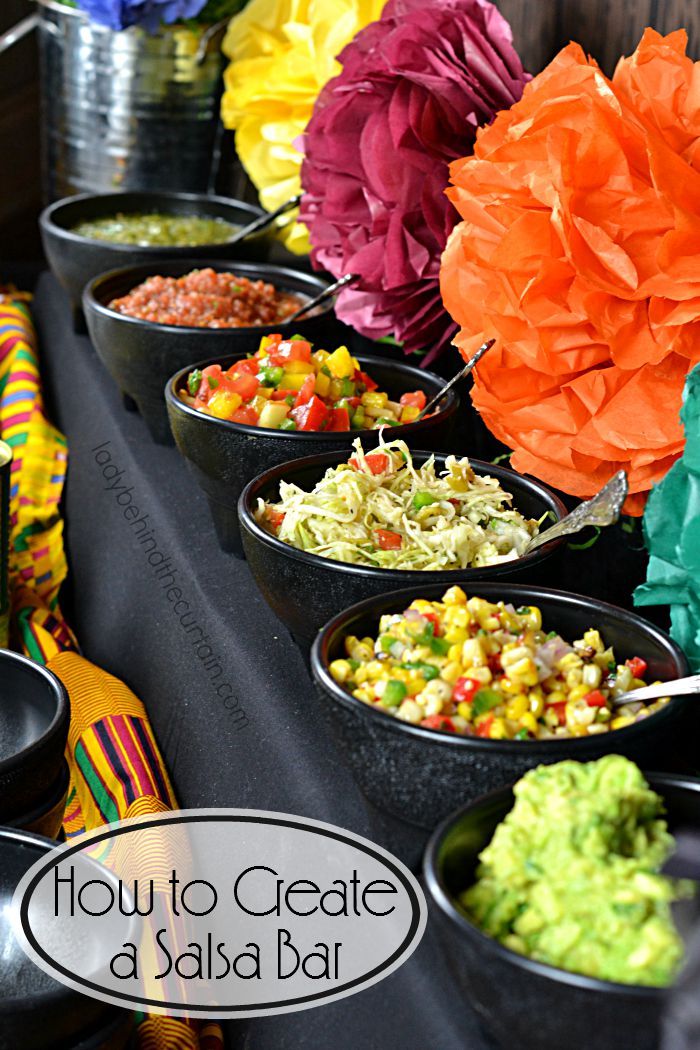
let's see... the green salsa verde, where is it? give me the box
[461,755,693,986]
[71,212,240,247]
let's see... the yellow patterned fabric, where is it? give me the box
[0,294,224,1049]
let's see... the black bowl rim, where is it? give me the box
[164,350,459,442]
[7,758,70,829]
[422,770,700,998]
[0,651,69,777]
[39,191,265,254]
[82,259,334,336]
[310,581,689,754]
[0,826,81,1012]
[238,449,569,578]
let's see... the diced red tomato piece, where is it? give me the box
[266,508,285,529]
[374,529,402,551]
[291,395,328,432]
[549,701,567,725]
[423,611,442,636]
[421,715,456,732]
[626,657,647,679]
[269,339,312,365]
[400,390,427,409]
[197,364,223,402]
[229,357,259,376]
[475,716,494,738]
[452,677,481,704]
[294,374,316,407]
[227,373,259,401]
[231,405,259,426]
[355,370,378,392]
[271,389,296,401]
[584,690,607,708]
[327,407,350,431]
[349,452,390,475]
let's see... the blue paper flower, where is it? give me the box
[76,0,209,31]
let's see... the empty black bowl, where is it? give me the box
[0,827,131,1050]
[239,452,568,649]
[6,759,70,840]
[84,259,343,444]
[310,582,689,829]
[423,772,700,1050]
[0,651,70,820]
[40,191,271,325]
[166,351,459,555]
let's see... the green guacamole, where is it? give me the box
[71,212,240,247]
[461,756,692,986]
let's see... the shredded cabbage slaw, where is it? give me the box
[256,436,541,570]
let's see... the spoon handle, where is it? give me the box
[526,470,628,554]
[611,674,700,707]
[227,194,302,246]
[417,339,495,420]
[285,273,357,323]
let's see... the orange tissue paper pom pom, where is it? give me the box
[440,28,700,515]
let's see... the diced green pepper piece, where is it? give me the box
[279,419,296,431]
[401,661,440,680]
[413,491,437,510]
[260,365,284,387]
[472,688,502,717]
[207,375,219,390]
[187,369,203,396]
[382,680,407,707]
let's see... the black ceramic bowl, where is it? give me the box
[40,190,271,324]
[310,582,689,828]
[166,351,459,555]
[239,452,568,648]
[6,759,70,840]
[0,651,70,819]
[0,828,131,1050]
[424,772,700,1050]
[84,259,343,443]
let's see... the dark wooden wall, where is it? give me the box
[0,0,698,262]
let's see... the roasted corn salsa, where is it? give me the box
[71,212,239,246]
[178,334,428,430]
[108,268,303,329]
[329,587,670,740]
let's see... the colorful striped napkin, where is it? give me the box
[0,291,225,1049]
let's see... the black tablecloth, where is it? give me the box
[32,271,676,1050]
[34,273,504,1050]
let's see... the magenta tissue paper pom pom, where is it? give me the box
[299,0,529,360]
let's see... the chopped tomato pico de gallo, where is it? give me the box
[178,334,428,431]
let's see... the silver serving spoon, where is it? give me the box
[226,194,302,246]
[286,273,358,323]
[525,469,629,554]
[417,338,496,420]
[610,673,700,708]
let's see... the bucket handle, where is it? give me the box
[195,17,230,65]
[0,13,40,56]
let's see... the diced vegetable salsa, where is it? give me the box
[329,587,670,739]
[178,335,428,431]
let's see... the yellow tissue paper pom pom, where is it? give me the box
[221,0,386,254]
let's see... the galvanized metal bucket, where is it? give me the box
[34,0,227,202]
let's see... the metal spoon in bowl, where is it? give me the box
[286,273,358,323]
[524,469,629,554]
[226,193,303,247]
[417,338,496,420]
[609,674,700,708]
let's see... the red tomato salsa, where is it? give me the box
[108,268,303,329]
[177,334,428,431]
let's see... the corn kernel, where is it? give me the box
[518,606,542,631]
[352,687,374,704]
[545,689,567,706]
[443,586,467,606]
[582,663,603,689]
[464,666,492,685]
[567,683,591,703]
[461,638,486,667]
[500,676,524,696]
[504,657,539,687]
[506,695,529,719]
[445,627,468,647]
[520,712,538,735]
[329,659,352,683]
[528,691,545,718]
[489,717,509,740]
[457,700,473,719]
[557,652,584,671]
[611,715,634,730]
[565,669,584,689]
[444,607,469,628]
[361,391,389,408]
[396,700,423,724]
[448,643,463,662]
[441,662,463,685]
[409,599,435,614]
[583,629,604,653]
